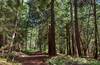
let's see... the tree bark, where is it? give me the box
[48,0,56,56]
[93,0,98,59]
[74,0,82,57]
[70,0,77,56]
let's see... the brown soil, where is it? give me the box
[16,51,49,65]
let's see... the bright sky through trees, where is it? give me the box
[24,0,28,2]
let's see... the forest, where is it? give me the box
[0,0,100,65]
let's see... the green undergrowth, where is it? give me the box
[47,55,100,65]
[0,57,21,65]
[22,49,39,55]
[22,49,34,55]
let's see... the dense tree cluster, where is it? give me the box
[0,0,100,59]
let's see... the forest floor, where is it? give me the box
[0,51,49,65]
[0,51,100,65]
[15,51,49,65]
[0,58,21,65]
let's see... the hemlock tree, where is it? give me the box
[48,0,56,56]
[74,0,82,57]
[93,0,98,59]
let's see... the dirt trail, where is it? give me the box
[16,52,49,65]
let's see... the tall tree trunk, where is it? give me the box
[66,23,71,55]
[70,0,77,56]
[74,0,82,57]
[38,25,42,51]
[93,0,98,59]
[29,28,32,49]
[48,0,56,56]
[9,13,18,52]
[0,34,3,48]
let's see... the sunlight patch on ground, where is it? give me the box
[0,58,21,65]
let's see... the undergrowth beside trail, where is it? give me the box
[0,57,21,65]
[47,55,100,65]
